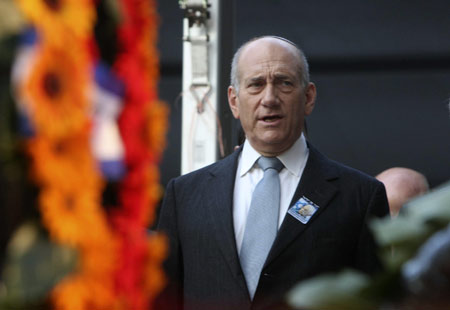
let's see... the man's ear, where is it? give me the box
[304,82,317,116]
[228,86,240,119]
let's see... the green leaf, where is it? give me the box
[405,181,450,224]
[287,270,375,310]
[0,222,77,306]
[0,0,26,39]
[371,216,429,247]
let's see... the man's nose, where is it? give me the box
[261,84,279,106]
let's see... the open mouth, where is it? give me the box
[261,115,282,122]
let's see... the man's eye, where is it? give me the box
[249,82,263,88]
[282,80,293,86]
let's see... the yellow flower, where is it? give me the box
[22,43,91,140]
[15,0,96,47]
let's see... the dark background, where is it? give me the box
[157,0,450,189]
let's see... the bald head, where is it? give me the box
[376,167,429,217]
[230,36,310,93]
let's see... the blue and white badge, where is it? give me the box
[288,196,319,224]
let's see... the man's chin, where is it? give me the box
[250,139,292,156]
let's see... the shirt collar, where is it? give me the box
[239,133,309,177]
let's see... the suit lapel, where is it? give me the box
[205,148,248,293]
[203,145,340,293]
[264,145,339,267]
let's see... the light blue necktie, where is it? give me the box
[239,156,284,299]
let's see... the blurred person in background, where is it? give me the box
[376,167,429,217]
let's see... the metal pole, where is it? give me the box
[179,0,234,175]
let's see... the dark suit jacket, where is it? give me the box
[156,144,389,310]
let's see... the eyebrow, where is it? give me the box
[247,76,265,84]
[246,74,295,83]
[273,74,294,80]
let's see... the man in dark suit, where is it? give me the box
[156,36,389,310]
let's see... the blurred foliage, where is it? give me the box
[0,22,32,284]
[0,7,22,173]
[287,270,375,310]
[0,35,23,183]
[0,0,26,39]
[288,181,450,310]
[373,180,450,270]
[0,222,77,309]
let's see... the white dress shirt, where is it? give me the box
[233,134,309,253]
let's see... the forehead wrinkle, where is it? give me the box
[273,73,295,80]
[243,67,298,85]
[245,59,296,75]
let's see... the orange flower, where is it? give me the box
[51,274,89,310]
[144,100,169,161]
[79,241,118,277]
[144,233,167,301]
[39,185,108,247]
[144,163,164,225]
[21,43,92,140]
[141,0,160,90]
[135,26,159,91]
[26,132,102,191]
[52,273,119,310]
[15,0,96,47]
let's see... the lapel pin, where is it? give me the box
[288,196,319,224]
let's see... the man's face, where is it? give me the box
[228,38,316,156]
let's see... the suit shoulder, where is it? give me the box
[309,145,383,189]
[169,150,239,187]
[333,159,382,186]
[312,149,389,215]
